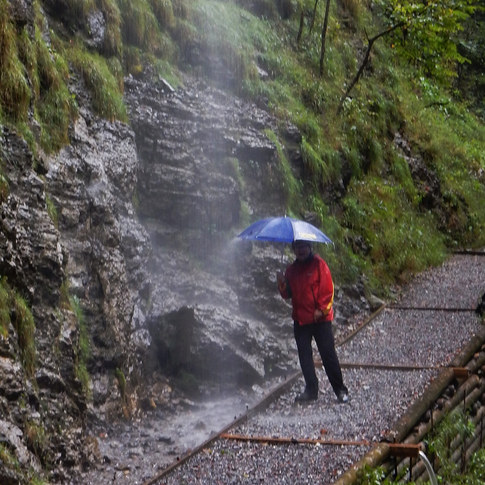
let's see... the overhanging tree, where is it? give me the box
[337,0,478,113]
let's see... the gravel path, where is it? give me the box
[159,253,484,485]
[75,253,484,484]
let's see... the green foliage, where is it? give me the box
[0,278,37,378]
[0,171,8,202]
[467,448,485,483]
[35,30,77,152]
[399,79,485,248]
[117,0,163,51]
[24,421,47,462]
[356,465,389,485]
[0,443,19,471]
[0,0,77,152]
[98,0,123,56]
[0,0,31,121]
[59,280,71,310]
[301,138,331,184]
[343,177,446,288]
[148,0,176,28]
[115,367,127,400]
[45,194,58,228]
[11,290,36,378]
[149,55,181,87]
[309,195,364,285]
[0,435,49,484]
[265,129,302,210]
[456,6,485,118]
[356,408,485,484]
[187,0,260,91]
[377,0,477,86]
[67,43,127,121]
[61,0,96,28]
[428,408,475,481]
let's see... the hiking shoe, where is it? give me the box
[337,390,349,404]
[295,389,318,403]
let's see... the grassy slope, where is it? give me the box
[1,0,484,297]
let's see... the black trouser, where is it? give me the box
[293,320,347,397]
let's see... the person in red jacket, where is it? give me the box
[277,240,349,403]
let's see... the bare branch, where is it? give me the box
[337,21,405,114]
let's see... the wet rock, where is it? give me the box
[86,9,106,49]
[0,419,41,471]
[46,112,152,409]
[367,293,385,311]
[7,0,34,29]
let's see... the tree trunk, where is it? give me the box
[309,0,319,35]
[297,8,305,47]
[319,0,331,77]
[337,22,404,113]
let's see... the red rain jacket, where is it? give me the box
[278,254,334,325]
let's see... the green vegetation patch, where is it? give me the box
[0,0,31,122]
[12,293,36,378]
[0,277,37,376]
[356,408,485,484]
[343,177,446,288]
[67,43,127,121]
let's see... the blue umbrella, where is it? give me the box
[237,216,332,244]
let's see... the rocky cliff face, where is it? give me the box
[0,4,368,483]
[0,77,299,482]
[124,73,304,390]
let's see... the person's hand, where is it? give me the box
[314,309,323,322]
[277,272,285,285]
[277,272,286,290]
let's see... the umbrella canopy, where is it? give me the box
[237,216,332,244]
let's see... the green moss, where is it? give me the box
[0,171,8,203]
[98,0,123,56]
[115,367,127,400]
[343,177,447,288]
[0,277,10,338]
[148,0,175,28]
[68,43,127,121]
[35,31,77,152]
[265,129,301,211]
[64,0,96,27]
[0,443,19,471]
[12,293,36,378]
[117,0,163,52]
[24,421,47,461]
[0,423,49,483]
[59,280,71,310]
[301,138,338,187]
[0,0,31,122]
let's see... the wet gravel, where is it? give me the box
[159,253,484,485]
[76,253,484,484]
[339,309,479,367]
